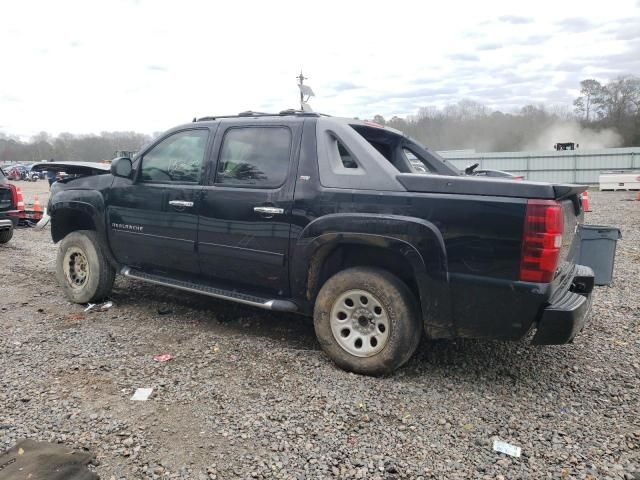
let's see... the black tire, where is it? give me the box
[314,267,422,376]
[56,230,115,303]
[0,228,13,244]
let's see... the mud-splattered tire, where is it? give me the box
[314,267,421,376]
[0,228,13,244]
[56,230,115,304]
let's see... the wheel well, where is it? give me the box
[307,243,420,303]
[52,209,96,243]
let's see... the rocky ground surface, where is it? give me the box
[0,190,638,480]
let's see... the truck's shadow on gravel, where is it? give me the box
[112,279,319,350]
[404,337,572,387]
[113,278,573,385]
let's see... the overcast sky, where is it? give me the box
[1,0,639,138]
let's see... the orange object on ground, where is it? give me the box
[581,191,591,212]
[16,187,25,219]
[636,191,640,201]
[31,195,43,220]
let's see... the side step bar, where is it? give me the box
[121,267,298,312]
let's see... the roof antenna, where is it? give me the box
[297,71,315,112]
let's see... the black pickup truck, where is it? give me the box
[34,111,595,375]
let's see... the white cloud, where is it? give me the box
[0,0,638,137]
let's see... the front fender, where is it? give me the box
[49,190,119,269]
[292,213,453,338]
[50,189,105,237]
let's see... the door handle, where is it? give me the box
[169,200,194,208]
[253,206,284,215]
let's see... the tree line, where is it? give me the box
[0,131,152,164]
[372,76,639,152]
[1,76,638,163]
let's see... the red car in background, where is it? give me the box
[0,167,19,243]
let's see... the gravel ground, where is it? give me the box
[1,190,638,480]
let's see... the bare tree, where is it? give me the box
[573,79,603,121]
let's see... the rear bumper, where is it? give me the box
[532,264,594,345]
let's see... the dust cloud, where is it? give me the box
[523,121,622,151]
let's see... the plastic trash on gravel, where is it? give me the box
[492,439,521,457]
[153,353,173,362]
[84,301,113,312]
[131,388,153,401]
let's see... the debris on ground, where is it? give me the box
[98,301,113,311]
[130,388,154,401]
[84,301,113,313]
[492,439,522,458]
[153,353,173,362]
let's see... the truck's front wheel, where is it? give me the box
[56,230,115,304]
[314,267,421,376]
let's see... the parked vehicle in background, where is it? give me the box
[554,142,578,151]
[5,165,26,180]
[114,150,137,160]
[463,162,523,180]
[35,110,596,376]
[0,168,19,244]
[472,169,524,180]
[25,170,40,182]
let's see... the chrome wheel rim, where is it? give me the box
[330,289,390,357]
[63,247,90,289]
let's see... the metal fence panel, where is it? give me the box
[438,147,640,184]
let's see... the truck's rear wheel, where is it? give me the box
[56,230,115,304]
[314,267,421,376]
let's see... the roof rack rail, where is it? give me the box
[194,110,323,122]
[238,110,273,116]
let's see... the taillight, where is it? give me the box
[519,199,564,283]
[8,184,19,208]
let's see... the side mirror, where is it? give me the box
[111,157,132,178]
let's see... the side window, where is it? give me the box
[140,130,209,183]
[338,141,358,168]
[403,148,433,173]
[216,127,291,188]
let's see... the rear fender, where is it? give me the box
[292,213,453,338]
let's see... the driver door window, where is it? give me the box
[140,130,209,183]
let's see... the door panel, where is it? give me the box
[198,188,293,292]
[197,121,301,295]
[108,182,202,274]
[107,128,212,275]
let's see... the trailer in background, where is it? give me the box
[599,171,640,191]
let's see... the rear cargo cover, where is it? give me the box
[397,174,587,200]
